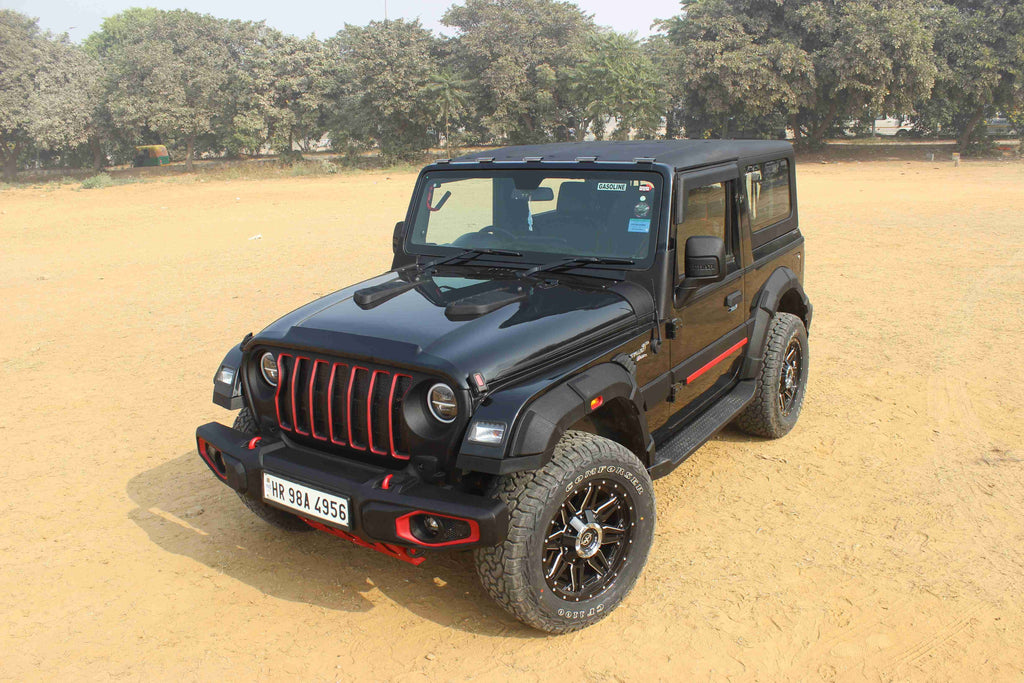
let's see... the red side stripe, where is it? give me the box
[686,338,748,384]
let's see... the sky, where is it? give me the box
[4,0,684,43]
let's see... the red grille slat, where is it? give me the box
[275,354,294,430]
[271,352,416,462]
[347,366,368,451]
[309,359,328,441]
[388,374,412,460]
[291,356,311,435]
[327,362,348,446]
[367,370,389,455]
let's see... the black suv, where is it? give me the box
[196,140,812,633]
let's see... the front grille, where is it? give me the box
[274,353,414,460]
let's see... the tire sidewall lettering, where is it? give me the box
[564,464,644,496]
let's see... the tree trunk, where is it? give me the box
[958,107,986,153]
[445,104,451,158]
[186,134,195,172]
[89,135,105,172]
[789,115,802,145]
[0,140,21,182]
[807,100,839,148]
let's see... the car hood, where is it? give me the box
[251,270,650,385]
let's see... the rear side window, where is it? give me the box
[745,159,791,231]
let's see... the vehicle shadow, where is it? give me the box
[126,451,538,637]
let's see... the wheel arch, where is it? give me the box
[742,267,812,380]
[476,362,653,475]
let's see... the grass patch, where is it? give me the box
[80,173,139,190]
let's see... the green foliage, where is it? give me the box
[0,11,101,179]
[326,19,438,162]
[79,172,137,189]
[657,0,938,145]
[913,1,1024,152]
[563,30,665,140]
[80,173,114,189]
[442,0,597,143]
[100,9,233,170]
[3,0,1023,176]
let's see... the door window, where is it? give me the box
[677,182,729,278]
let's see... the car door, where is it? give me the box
[665,167,747,424]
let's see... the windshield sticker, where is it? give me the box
[597,182,627,192]
[628,218,651,234]
[634,201,651,218]
[638,180,655,193]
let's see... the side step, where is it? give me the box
[649,379,757,479]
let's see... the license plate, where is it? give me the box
[263,472,350,528]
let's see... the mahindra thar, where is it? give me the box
[196,140,812,633]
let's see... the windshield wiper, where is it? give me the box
[402,247,523,274]
[519,256,635,278]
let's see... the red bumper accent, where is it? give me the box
[302,518,426,566]
[394,511,481,547]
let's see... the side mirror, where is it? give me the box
[682,235,726,286]
[392,221,405,256]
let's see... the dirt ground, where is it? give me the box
[2,157,1023,681]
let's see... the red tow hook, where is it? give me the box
[381,474,394,490]
[247,437,262,450]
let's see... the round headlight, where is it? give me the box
[260,352,278,386]
[427,383,458,423]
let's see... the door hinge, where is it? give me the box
[665,318,680,340]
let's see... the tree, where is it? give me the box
[102,9,232,170]
[424,70,471,157]
[0,10,101,180]
[326,19,438,162]
[442,0,597,143]
[563,31,665,140]
[918,1,1024,152]
[656,0,937,145]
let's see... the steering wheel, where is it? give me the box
[478,225,519,242]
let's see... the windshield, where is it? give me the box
[408,170,664,266]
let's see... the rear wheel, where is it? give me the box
[232,408,312,532]
[734,312,809,438]
[475,431,655,633]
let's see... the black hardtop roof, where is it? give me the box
[449,139,793,171]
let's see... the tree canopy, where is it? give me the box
[1,0,1021,178]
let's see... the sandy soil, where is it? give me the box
[1,158,1023,681]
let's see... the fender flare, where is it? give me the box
[455,362,652,475]
[741,267,812,379]
[509,362,652,468]
[212,343,246,410]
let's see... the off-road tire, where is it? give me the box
[474,431,655,633]
[734,312,808,438]
[232,408,312,532]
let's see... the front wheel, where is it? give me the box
[475,431,655,633]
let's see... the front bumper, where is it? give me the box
[195,421,508,551]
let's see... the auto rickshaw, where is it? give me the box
[133,145,171,167]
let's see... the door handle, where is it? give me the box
[724,291,742,312]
